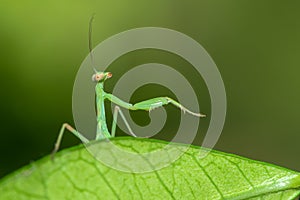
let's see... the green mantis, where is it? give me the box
[52,71,206,156]
[51,17,206,157]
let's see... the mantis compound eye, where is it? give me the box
[107,72,112,78]
[92,73,104,82]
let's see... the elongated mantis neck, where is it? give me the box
[96,81,104,89]
[95,82,111,140]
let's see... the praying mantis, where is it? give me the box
[51,17,206,158]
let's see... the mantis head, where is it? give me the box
[92,71,113,82]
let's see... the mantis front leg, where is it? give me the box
[134,97,206,117]
[105,93,206,117]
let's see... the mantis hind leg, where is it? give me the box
[51,123,89,160]
[133,97,206,117]
[111,106,137,137]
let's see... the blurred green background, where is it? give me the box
[1,0,300,178]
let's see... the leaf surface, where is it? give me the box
[0,137,300,200]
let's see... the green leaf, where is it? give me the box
[0,137,300,200]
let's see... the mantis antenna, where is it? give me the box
[89,14,97,73]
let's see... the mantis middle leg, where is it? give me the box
[51,123,89,160]
[111,106,137,137]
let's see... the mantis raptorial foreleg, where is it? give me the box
[105,94,206,117]
[51,123,88,160]
[134,97,206,117]
[111,106,137,137]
